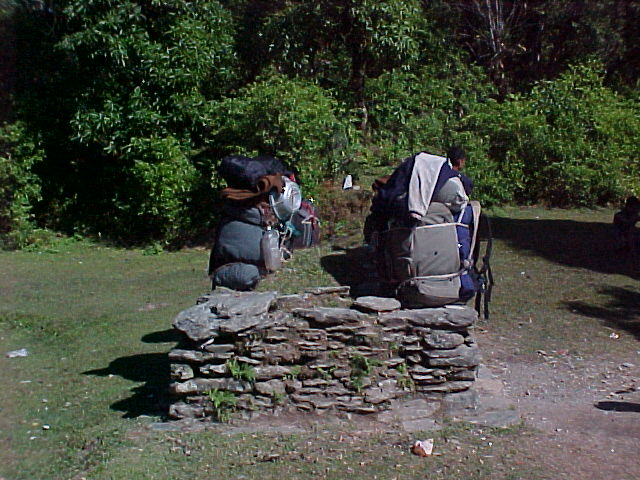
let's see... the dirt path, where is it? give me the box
[479,330,640,480]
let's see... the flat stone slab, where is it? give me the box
[293,307,370,326]
[353,296,402,313]
[206,291,278,318]
[172,303,224,342]
[379,305,477,329]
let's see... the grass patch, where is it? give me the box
[1,207,638,479]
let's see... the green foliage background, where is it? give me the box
[2,0,640,245]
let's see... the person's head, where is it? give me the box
[447,146,466,171]
[624,196,640,213]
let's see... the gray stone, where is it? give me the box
[304,286,350,296]
[335,397,365,411]
[172,303,223,342]
[235,356,261,365]
[402,335,421,344]
[299,329,328,342]
[353,296,401,313]
[423,344,475,358]
[416,380,473,393]
[251,311,290,331]
[384,357,405,367]
[199,363,227,376]
[379,316,409,330]
[331,368,351,378]
[169,349,230,364]
[253,365,291,381]
[236,394,273,410]
[401,418,441,432]
[202,343,235,354]
[170,378,252,395]
[276,294,311,310]
[441,389,480,413]
[303,378,329,387]
[380,306,477,329]
[219,315,264,334]
[464,409,521,428]
[308,360,339,369]
[170,364,195,381]
[294,307,369,326]
[261,343,301,363]
[208,291,278,318]
[264,331,289,342]
[325,324,367,333]
[364,380,399,404]
[254,379,286,396]
[411,374,445,385]
[448,368,477,381]
[401,343,423,352]
[410,365,442,375]
[168,402,207,419]
[297,341,326,352]
[324,384,351,396]
[424,344,481,368]
[423,332,465,349]
[353,405,378,414]
[284,379,302,393]
[297,387,326,395]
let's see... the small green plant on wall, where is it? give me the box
[207,389,237,422]
[349,353,381,393]
[226,358,256,383]
[396,362,415,391]
[283,365,302,381]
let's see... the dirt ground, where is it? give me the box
[477,329,640,480]
[160,325,640,480]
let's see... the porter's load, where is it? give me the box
[364,152,493,317]
[260,226,282,272]
[269,176,302,221]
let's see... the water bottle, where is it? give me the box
[261,227,281,272]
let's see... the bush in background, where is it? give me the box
[457,61,640,206]
[366,61,495,165]
[0,121,43,248]
[209,73,358,194]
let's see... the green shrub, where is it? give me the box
[210,73,358,194]
[366,62,495,165]
[458,61,640,206]
[0,122,44,248]
[40,0,236,240]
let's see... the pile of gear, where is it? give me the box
[208,155,320,291]
[364,152,493,318]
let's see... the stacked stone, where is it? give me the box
[168,289,480,420]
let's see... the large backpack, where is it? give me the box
[368,152,494,317]
[218,154,292,190]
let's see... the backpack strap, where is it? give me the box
[473,212,494,320]
[469,201,482,265]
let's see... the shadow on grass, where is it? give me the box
[83,351,171,418]
[320,246,395,298]
[491,216,639,280]
[595,401,640,413]
[565,286,640,340]
[141,328,183,344]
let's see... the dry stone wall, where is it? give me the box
[168,287,480,420]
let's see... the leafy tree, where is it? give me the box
[11,0,236,240]
[260,0,424,132]
[366,60,495,163]
[209,73,357,193]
